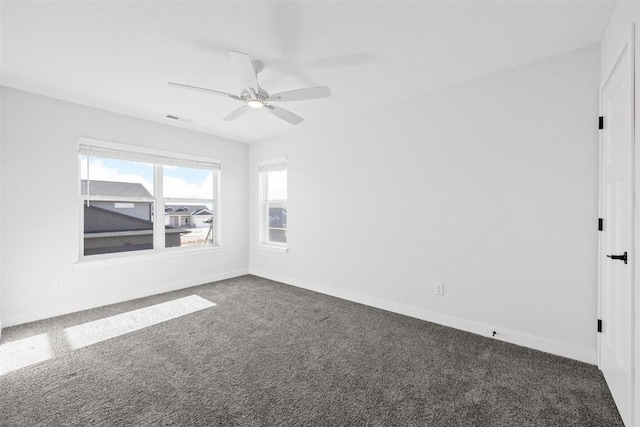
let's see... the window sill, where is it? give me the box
[74,246,224,269]
[259,244,288,254]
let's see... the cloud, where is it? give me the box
[80,158,117,180]
[163,172,214,199]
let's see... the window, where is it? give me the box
[259,158,287,249]
[79,139,220,258]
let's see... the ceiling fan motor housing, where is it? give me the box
[241,88,269,104]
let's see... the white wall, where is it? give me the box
[249,45,600,364]
[601,2,640,425]
[0,87,249,327]
[0,82,3,337]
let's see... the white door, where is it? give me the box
[599,29,635,427]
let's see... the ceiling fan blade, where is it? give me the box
[264,105,304,125]
[223,105,250,121]
[268,86,331,102]
[168,82,242,101]
[229,50,258,91]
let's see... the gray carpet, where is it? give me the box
[0,275,623,426]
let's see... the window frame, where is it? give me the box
[258,157,288,252]
[78,137,221,261]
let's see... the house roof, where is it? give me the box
[165,205,212,216]
[81,180,152,198]
[191,208,213,216]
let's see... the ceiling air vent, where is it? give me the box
[165,114,193,123]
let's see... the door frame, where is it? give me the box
[598,23,636,426]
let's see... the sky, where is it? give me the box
[80,156,214,200]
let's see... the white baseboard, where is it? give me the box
[250,269,597,365]
[1,269,249,328]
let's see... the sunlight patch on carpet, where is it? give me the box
[0,296,215,375]
[0,333,53,375]
[63,295,215,350]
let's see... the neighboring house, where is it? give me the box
[81,180,153,221]
[164,205,213,228]
[268,207,287,229]
[81,180,185,255]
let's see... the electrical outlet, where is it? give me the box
[434,282,444,296]
[53,278,63,290]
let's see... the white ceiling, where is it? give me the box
[1,1,616,143]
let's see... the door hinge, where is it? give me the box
[598,218,603,231]
[597,319,602,333]
[599,116,604,130]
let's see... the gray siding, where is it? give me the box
[83,205,182,255]
[84,205,152,233]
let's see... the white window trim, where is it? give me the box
[73,245,224,269]
[258,157,288,253]
[259,244,289,254]
[78,137,222,262]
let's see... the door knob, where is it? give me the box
[607,252,628,264]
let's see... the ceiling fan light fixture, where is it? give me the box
[247,99,264,109]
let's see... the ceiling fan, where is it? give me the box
[168,51,331,125]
